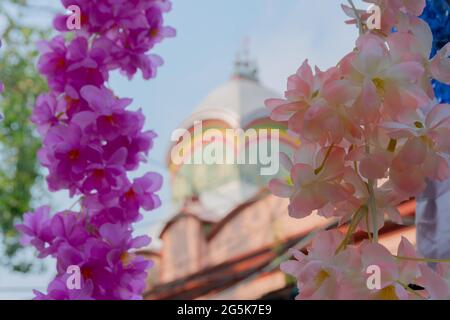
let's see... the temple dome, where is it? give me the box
[181,75,280,129]
[168,55,294,217]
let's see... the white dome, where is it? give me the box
[180,76,280,129]
[170,64,283,215]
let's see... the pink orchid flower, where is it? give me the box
[390,16,450,86]
[338,168,404,231]
[360,237,431,300]
[265,60,331,132]
[269,144,350,219]
[418,262,450,299]
[430,43,450,85]
[342,0,426,34]
[345,34,427,121]
[382,102,450,194]
[266,60,359,144]
[282,231,367,300]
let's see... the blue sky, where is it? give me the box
[0,0,365,299]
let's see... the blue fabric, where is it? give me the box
[421,0,450,103]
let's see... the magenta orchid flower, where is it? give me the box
[17,0,173,300]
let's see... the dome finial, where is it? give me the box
[233,37,259,82]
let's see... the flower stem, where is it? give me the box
[348,0,363,36]
[314,144,334,175]
[367,179,378,243]
[395,280,426,300]
[335,205,368,254]
[365,210,372,241]
[393,255,450,263]
[364,134,379,243]
[69,197,83,211]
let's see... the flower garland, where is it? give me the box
[16,0,174,300]
[267,0,450,299]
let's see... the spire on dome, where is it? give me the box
[233,38,259,82]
